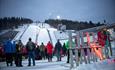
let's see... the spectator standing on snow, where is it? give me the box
[12,41,16,66]
[46,41,53,62]
[97,29,105,47]
[4,39,13,66]
[54,40,62,61]
[15,40,23,67]
[45,46,48,59]
[62,43,67,56]
[103,28,112,58]
[65,40,76,63]
[40,42,46,59]
[35,45,41,60]
[26,38,36,66]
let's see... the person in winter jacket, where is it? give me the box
[15,40,23,67]
[35,45,42,60]
[65,40,76,63]
[62,43,67,56]
[26,38,36,66]
[97,30,105,47]
[12,41,16,66]
[4,39,13,66]
[40,42,46,59]
[54,40,62,61]
[46,41,53,62]
[45,46,48,59]
[103,28,112,58]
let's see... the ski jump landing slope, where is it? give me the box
[13,23,67,46]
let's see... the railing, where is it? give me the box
[67,23,115,69]
[69,46,103,66]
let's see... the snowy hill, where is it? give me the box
[13,23,68,46]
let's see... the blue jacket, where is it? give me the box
[4,40,13,53]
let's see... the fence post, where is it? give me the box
[86,32,91,64]
[80,32,87,64]
[74,31,80,66]
[68,31,74,69]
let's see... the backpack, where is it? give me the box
[27,41,35,51]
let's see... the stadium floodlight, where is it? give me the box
[56,15,61,19]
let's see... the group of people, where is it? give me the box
[4,39,23,67]
[2,27,112,67]
[3,38,68,67]
[3,38,37,67]
[35,40,67,62]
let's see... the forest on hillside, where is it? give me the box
[45,19,104,30]
[0,17,105,31]
[0,17,33,31]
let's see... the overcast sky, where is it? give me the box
[0,0,115,23]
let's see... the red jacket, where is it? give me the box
[46,42,53,54]
[97,31,105,47]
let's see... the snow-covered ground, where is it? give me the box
[0,56,115,70]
